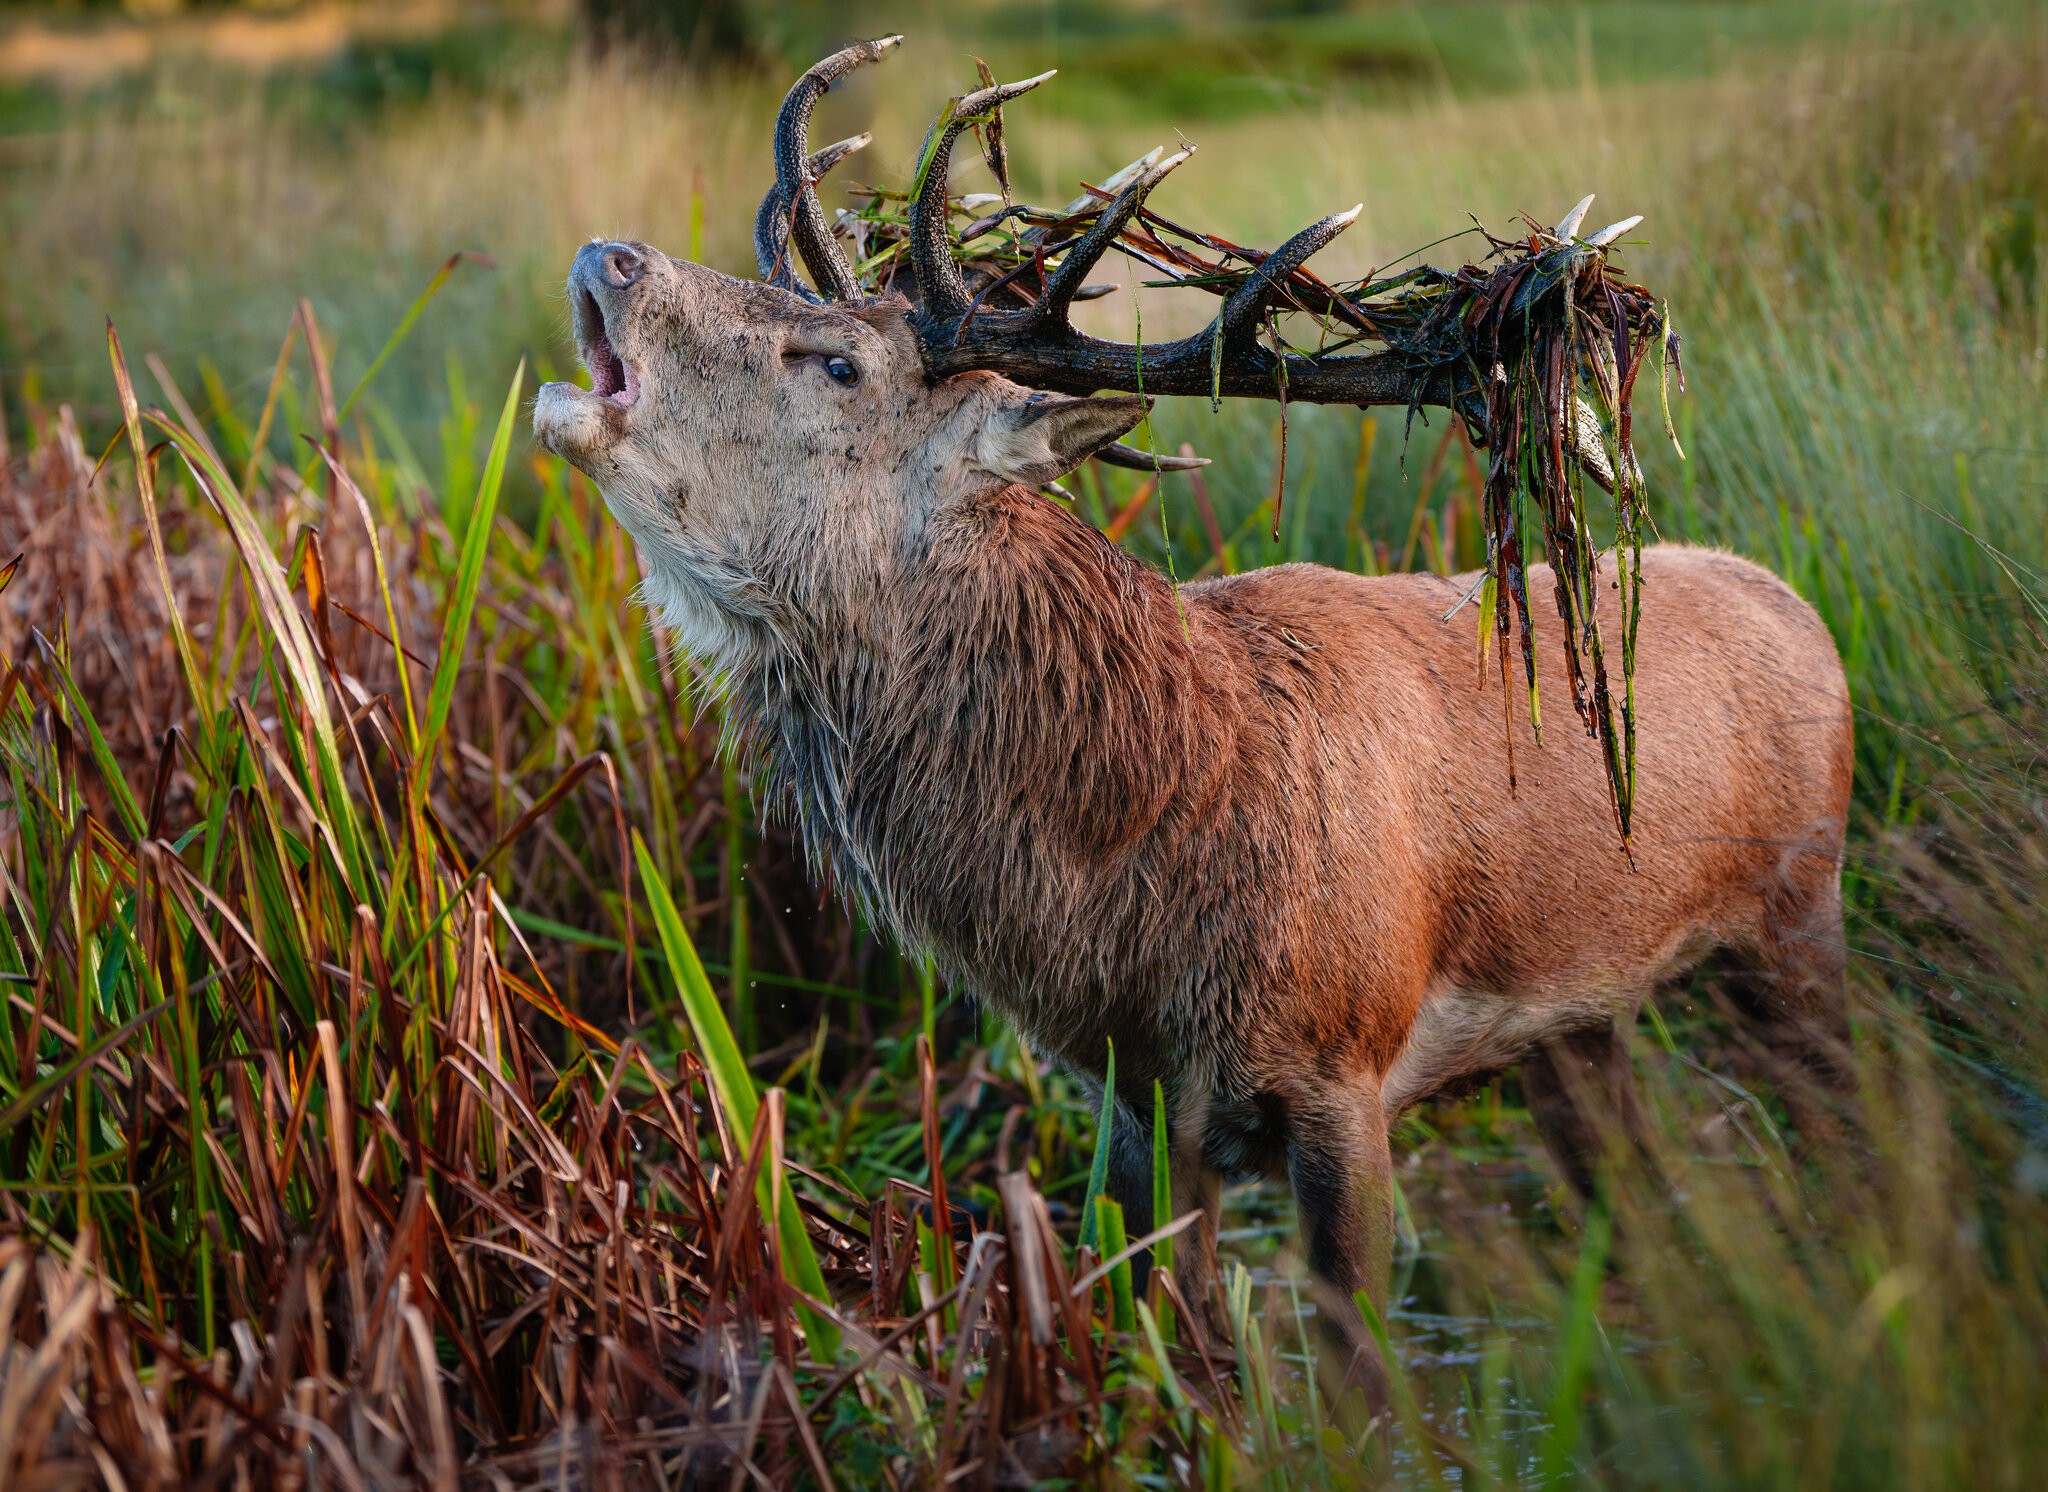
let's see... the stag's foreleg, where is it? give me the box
[1166,1140,1225,1337]
[1286,1076,1397,1420]
[1107,1089,1228,1352]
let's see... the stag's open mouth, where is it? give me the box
[576,287,640,409]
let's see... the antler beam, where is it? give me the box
[922,305,1468,410]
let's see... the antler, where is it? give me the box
[753,35,901,302]
[749,44,1648,491]
[890,67,1657,494]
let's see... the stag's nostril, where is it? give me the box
[602,245,644,289]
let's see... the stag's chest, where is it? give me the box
[748,646,1260,1081]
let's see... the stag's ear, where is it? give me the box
[977,393,1150,486]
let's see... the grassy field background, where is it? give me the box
[0,0,2045,1486]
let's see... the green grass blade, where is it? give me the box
[43,650,145,840]
[1136,1299,1185,1409]
[107,323,213,753]
[723,754,751,1053]
[1204,1426,1234,1492]
[415,358,522,797]
[1078,1038,1116,1252]
[336,252,484,425]
[1541,1199,1612,1482]
[633,830,841,1362]
[635,830,754,1131]
[1096,1196,1136,1334]
[1151,1078,1175,1288]
[909,99,960,205]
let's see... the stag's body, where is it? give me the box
[537,37,1853,1404]
[720,464,1852,1285]
[758,484,1852,1099]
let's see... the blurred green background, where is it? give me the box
[4,0,2029,484]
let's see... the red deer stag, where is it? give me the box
[533,37,1855,1408]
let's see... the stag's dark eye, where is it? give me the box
[824,356,860,388]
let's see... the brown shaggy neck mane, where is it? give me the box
[725,484,1302,1093]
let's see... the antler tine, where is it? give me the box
[909,69,1057,321]
[807,131,873,180]
[1217,204,1362,341]
[1032,149,1193,325]
[1554,193,1594,241]
[755,133,873,297]
[1585,214,1643,248]
[1095,442,1209,471]
[1030,147,1163,231]
[771,35,901,301]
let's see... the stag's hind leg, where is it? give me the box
[1520,1021,1656,1203]
[1722,875,1857,1150]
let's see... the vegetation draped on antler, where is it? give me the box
[756,37,1681,843]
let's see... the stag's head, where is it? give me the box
[532,241,1148,627]
[540,40,1195,669]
